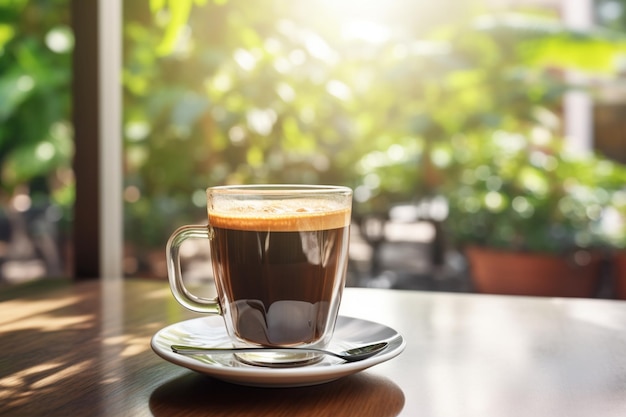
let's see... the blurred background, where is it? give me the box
[2,0,626,297]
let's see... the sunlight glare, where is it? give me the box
[387,144,405,161]
[228,125,246,144]
[342,21,390,43]
[288,49,307,66]
[35,142,55,161]
[276,82,296,102]
[316,0,397,43]
[246,108,277,136]
[233,48,257,71]
[326,80,352,100]
[45,26,74,53]
[16,75,34,92]
[11,194,31,212]
[125,121,151,142]
[354,185,372,203]
[317,0,395,22]
[210,71,232,92]
[304,31,338,62]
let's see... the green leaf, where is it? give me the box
[0,23,14,49]
[150,0,166,13]
[0,71,34,122]
[246,146,264,167]
[519,35,626,74]
[156,0,193,56]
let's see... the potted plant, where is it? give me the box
[443,130,626,297]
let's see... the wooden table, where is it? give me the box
[2,279,626,417]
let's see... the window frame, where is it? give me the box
[71,0,122,279]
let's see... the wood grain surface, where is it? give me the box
[2,279,626,416]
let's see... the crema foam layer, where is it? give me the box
[208,199,351,231]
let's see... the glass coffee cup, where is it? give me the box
[166,185,352,367]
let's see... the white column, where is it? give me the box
[99,0,123,279]
[562,0,594,154]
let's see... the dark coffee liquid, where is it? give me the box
[210,224,349,346]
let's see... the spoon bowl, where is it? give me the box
[171,342,389,363]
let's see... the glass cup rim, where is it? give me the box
[206,184,352,196]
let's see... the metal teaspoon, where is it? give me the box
[170,341,389,363]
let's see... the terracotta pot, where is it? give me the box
[614,251,626,300]
[466,246,603,297]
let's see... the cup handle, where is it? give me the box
[166,225,221,315]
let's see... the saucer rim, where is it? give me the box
[150,315,405,387]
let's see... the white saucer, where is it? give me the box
[151,315,405,387]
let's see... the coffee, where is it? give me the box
[208,204,351,346]
[167,185,353,366]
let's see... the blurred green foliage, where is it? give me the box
[0,0,73,216]
[444,130,626,252]
[2,0,626,263]
[123,0,626,251]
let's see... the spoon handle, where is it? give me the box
[171,345,326,356]
[171,341,388,362]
